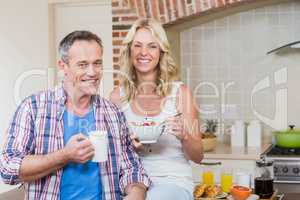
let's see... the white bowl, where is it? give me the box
[129,124,163,144]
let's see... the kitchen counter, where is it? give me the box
[2,187,299,200]
[0,187,23,200]
[204,141,271,160]
[191,142,271,183]
[280,193,300,200]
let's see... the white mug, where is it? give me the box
[89,130,108,162]
[236,172,251,187]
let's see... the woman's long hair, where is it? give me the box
[119,18,180,102]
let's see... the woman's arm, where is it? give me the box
[176,84,203,163]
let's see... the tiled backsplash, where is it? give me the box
[180,0,300,140]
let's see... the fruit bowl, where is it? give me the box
[230,185,252,200]
[202,137,217,152]
[129,121,162,144]
[202,119,218,152]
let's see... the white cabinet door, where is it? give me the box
[53,1,113,98]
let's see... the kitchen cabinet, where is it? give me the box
[192,142,271,187]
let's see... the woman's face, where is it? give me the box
[130,28,161,75]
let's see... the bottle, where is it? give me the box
[231,120,246,147]
[247,120,262,147]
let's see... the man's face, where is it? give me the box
[61,40,103,96]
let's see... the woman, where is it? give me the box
[110,18,203,200]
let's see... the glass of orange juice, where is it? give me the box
[202,170,214,185]
[220,168,233,193]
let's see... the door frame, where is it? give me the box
[47,0,111,83]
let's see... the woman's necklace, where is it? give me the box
[135,93,161,117]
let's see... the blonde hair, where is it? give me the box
[119,18,180,102]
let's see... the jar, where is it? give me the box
[254,159,274,198]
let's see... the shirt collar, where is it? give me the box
[54,81,101,117]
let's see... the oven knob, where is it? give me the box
[293,168,300,174]
[274,166,278,174]
[282,167,289,173]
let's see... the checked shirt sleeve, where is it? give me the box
[118,111,151,193]
[0,97,35,185]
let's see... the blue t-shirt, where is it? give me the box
[60,108,102,200]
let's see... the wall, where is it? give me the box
[0,0,49,193]
[180,0,300,140]
[111,0,287,84]
[111,0,300,144]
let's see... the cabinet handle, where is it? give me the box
[200,161,222,166]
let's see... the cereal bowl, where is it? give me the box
[129,121,163,144]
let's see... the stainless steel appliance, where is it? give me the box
[263,145,300,193]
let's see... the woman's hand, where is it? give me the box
[130,135,145,151]
[174,85,203,163]
[164,115,187,141]
[124,183,146,200]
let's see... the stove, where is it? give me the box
[264,145,300,193]
[266,146,300,157]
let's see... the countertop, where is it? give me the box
[1,187,299,200]
[0,187,23,200]
[203,141,271,160]
[281,193,300,200]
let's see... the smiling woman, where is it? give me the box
[129,29,161,75]
[120,19,179,101]
[110,18,203,200]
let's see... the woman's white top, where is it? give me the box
[120,81,193,193]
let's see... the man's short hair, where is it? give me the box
[58,30,103,63]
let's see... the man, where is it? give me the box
[0,30,150,200]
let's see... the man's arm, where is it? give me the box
[19,134,94,182]
[0,98,36,185]
[117,111,151,199]
[0,98,94,184]
[19,150,67,182]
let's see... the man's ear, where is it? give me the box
[57,59,66,71]
[58,59,69,77]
